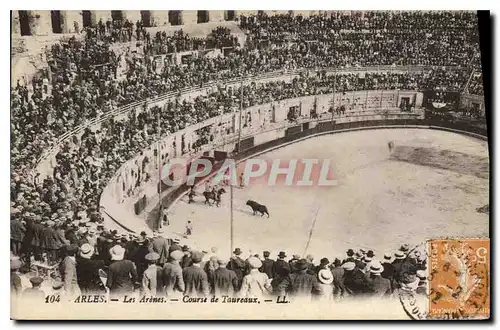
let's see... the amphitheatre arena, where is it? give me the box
[166,128,489,260]
[10,9,489,319]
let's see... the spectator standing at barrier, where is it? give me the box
[76,243,107,294]
[60,244,80,298]
[141,252,162,296]
[286,259,320,300]
[366,262,392,298]
[239,257,273,298]
[273,251,291,279]
[259,251,275,279]
[10,217,25,257]
[315,269,335,301]
[162,250,185,297]
[227,248,246,289]
[213,258,239,297]
[183,250,209,297]
[107,245,138,298]
[149,231,170,267]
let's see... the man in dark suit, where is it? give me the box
[162,250,185,297]
[180,245,192,269]
[149,232,170,267]
[226,248,246,289]
[330,258,346,297]
[342,249,355,264]
[366,262,392,298]
[213,258,239,297]
[381,253,395,281]
[106,245,138,298]
[287,259,320,300]
[76,243,106,294]
[273,251,291,279]
[10,217,25,256]
[259,251,275,279]
[182,250,209,297]
[31,219,44,261]
[342,262,372,297]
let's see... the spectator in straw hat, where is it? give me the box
[11,258,23,297]
[204,255,219,290]
[76,243,106,294]
[142,252,162,296]
[240,256,272,298]
[381,253,395,281]
[392,250,406,282]
[342,261,371,297]
[287,259,320,300]
[60,244,80,297]
[162,250,185,297]
[213,258,239,297]
[107,245,138,298]
[315,269,334,301]
[23,276,45,301]
[168,238,182,254]
[183,250,209,297]
[367,261,392,298]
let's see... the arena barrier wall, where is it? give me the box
[98,88,428,233]
[35,64,456,177]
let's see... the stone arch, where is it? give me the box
[111,10,124,22]
[50,10,63,33]
[197,10,209,23]
[18,10,31,36]
[168,10,182,26]
[140,10,152,27]
[82,10,94,27]
[225,10,235,21]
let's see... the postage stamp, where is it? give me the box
[428,239,490,319]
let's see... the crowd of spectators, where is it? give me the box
[11,227,427,301]
[11,11,482,300]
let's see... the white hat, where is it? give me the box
[369,262,384,275]
[342,262,355,271]
[80,243,94,259]
[110,245,125,261]
[394,251,406,259]
[318,269,334,285]
[416,270,427,280]
[247,257,262,269]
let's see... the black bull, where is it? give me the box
[246,200,270,217]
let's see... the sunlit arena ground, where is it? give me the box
[164,129,489,260]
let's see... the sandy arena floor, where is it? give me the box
[165,129,489,260]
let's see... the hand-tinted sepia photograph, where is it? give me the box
[10,9,490,320]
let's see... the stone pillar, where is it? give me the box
[150,10,169,27]
[11,11,20,36]
[209,10,224,23]
[62,11,83,33]
[180,10,198,25]
[124,10,142,23]
[30,10,52,36]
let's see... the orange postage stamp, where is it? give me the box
[428,238,490,319]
